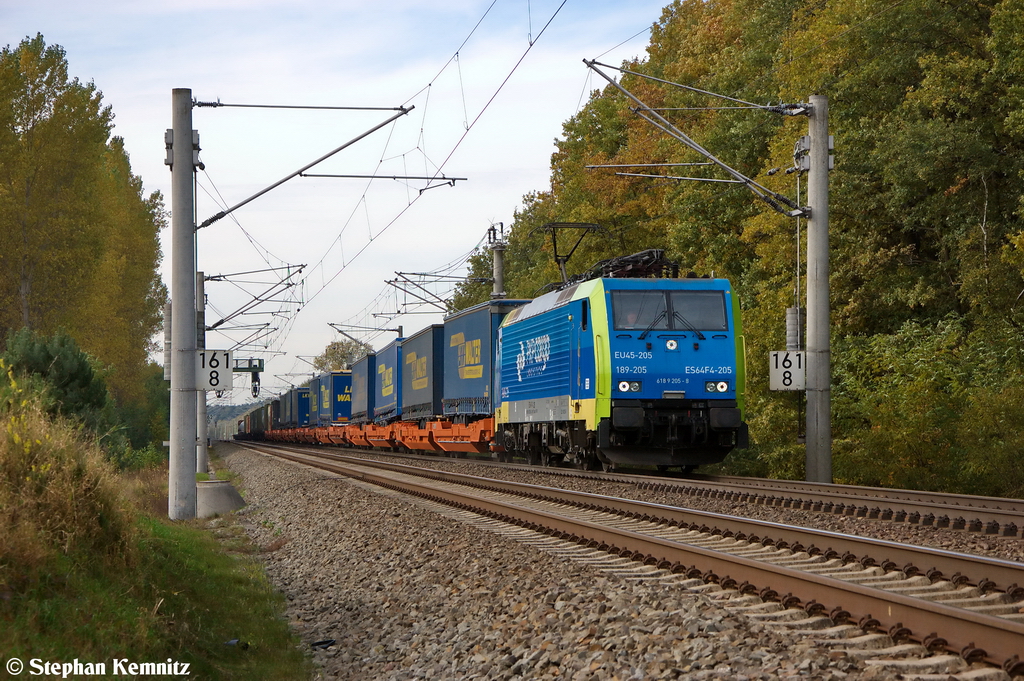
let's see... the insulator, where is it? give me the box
[786,307,804,351]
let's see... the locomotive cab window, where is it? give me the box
[612,291,668,330]
[668,290,728,331]
[613,290,728,331]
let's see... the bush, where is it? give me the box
[829,316,1024,497]
[108,442,166,472]
[1,329,170,468]
[0,368,135,592]
[2,327,113,433]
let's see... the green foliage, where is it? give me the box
[2,329,168,468]
[831,317,1024,495]
[447,246,495,314]
[3,327,112,431]
[313,338,373,371]
[108,442,165,472]
[114,362,171,451]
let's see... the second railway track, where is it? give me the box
[241,442,1024,676]
[270,443,1024,539]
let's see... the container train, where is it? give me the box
[236,251,748,471]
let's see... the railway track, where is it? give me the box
[241,442,1024,676]
[265,443,1024,538]
[645,474,1024,539]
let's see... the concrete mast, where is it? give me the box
[168,88,197,519]
[805,95,831,483]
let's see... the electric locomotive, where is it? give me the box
[495,261,747,471]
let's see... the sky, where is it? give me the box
[2,0,669,405]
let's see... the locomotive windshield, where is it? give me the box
[612,290,728,331]
[612,291,667,330]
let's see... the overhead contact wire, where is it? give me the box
[303,0,569,308]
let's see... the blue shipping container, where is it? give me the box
[280,389,293,428]
[350,354,375,424]
[331,371,353,423]
[270,398,281,430]
[293,386,311,427]
[401,325,443,420]
[374,339,403,422]
[308,376,322,426]
[442,300,528,417]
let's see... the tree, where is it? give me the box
[313,339,374,372]
[72,137,167,406]
[0,35,166,410]
[0,35,112,334]
[2,327,111,432]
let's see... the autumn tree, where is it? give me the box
[313,339,374,372]
[0,35,166,410]
[0,35,111,333]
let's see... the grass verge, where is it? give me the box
[0,390,311,679]
[2,517,311,679]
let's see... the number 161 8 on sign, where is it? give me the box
[196,350,233,391]
[769,351,804,391]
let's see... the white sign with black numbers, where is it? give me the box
[196,350,233,391]
[769,351,805,391]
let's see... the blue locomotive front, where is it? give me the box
[496,277,747,470]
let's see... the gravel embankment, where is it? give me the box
[222,444,918,681]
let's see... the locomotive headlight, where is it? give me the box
[618,381,642,393]
[666,339,678,350]
[618,381,630,393]
[717,381,729,393]
[629,381,641,393]
[705,381,730,393]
